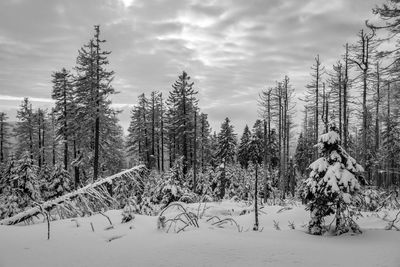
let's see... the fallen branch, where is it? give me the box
[107,235,124,242]
[0,165,146,225]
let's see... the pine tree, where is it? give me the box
[15,98,35,160]
[0,112,10,163]
[167,71,198,175]
[237,125,251,169]
[216,117,237,199]
[217,117,237,164]
[294,133,313,177]
[0,152,41,219]
[51,68,75,171]
[199,113,211,172]
[74,25,118,181]
[127,93,150,167]
[302,122,364,235]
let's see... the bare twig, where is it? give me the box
[98,211,113,226]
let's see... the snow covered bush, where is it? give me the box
[0,153,41,219]
[194,170,214,201]
[155,158,187,206]
[302,122,364,235]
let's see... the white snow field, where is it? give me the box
[0,201,399,267]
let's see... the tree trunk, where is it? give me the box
[160,94,165,172]
[38,110,42,168]
[315,55,320,159]
[253,164,259,231]
[338,66,342,140]
[193,111,197,190]
[343,44,349,150]
[278,84,283,197]
[151,92,155,169]
[93,36,100,181]
[74,139,80,189]
[182,85,188,175]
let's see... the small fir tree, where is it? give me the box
[302,122,364,235]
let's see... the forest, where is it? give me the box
[0,0,399,240]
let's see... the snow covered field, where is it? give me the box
[0,201,399,267]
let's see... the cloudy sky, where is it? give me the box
[0,0,384,134]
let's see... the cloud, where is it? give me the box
[0,0,385,134]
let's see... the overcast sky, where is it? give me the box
[0,0,384,134]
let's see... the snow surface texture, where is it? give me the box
[0,200,399,267]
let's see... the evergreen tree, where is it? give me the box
[127,93,150,167]
[216,117,237,199]
[74,25,118,181]
[238,125,251,169]
[216,117,237,164]
[302,122,364,235]
[167,71,198,175]
[0,152,40,219]
[15,98,35,160]
[295,132,313,177]
[51,68,75,171]
[199,113,211,172]
[0,112,10,163]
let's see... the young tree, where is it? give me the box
[302,122,364,235]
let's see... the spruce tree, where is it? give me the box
[0,112,10,163]
[51,68,75,171]
[216,117,237,199]
[15,98,35,160]
[74,25,118,181]
[302,122,364,235]
[238,125,251,169]
[167,71,198,175]
[217,117,237,164]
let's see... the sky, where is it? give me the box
[0,0,385,135]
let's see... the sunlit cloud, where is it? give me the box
[0,0,385,133]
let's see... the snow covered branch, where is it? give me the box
[0,165,146,225]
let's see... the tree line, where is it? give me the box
[295,2,400,189]
[1,0,400,219]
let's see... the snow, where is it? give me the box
[0,201,399,267]
[309,158,328,173]
[319,131,340,145]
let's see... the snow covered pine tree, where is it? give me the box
[302,122,364,235]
